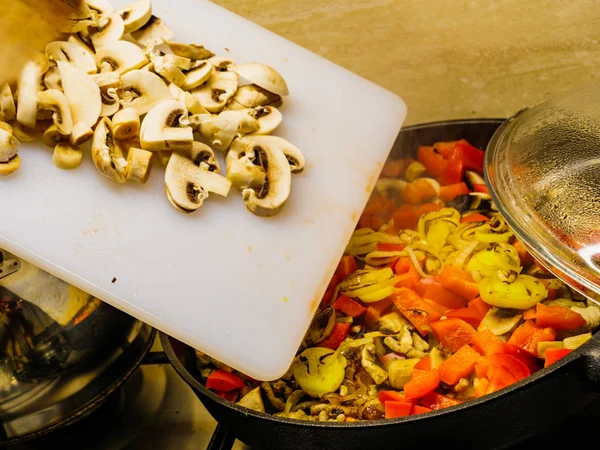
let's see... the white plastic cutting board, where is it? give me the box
[0,0,406,380]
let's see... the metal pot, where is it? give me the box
[160,119,600,450]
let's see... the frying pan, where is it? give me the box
[160,119,600,450]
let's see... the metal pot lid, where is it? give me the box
[485,82,600,303]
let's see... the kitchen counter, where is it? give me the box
[214,0,600,124]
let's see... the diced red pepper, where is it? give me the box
[503,344,540,375]
[418,145,447,177]
[391,288,442,336]
[206,370,245,392]
[472,329,505,356]
[371,216,386,230]
[395,272,420,289]
[507,320,557,356]
[214,390,239,402]
[484,353,530,381]
[423,281,469,309]
[544,348,573,368]
[392,204,420,231]
[402,178,438,205]
[430,318,477,352]
[437,265,479,300]
[419,392,462,410]
[381,159,407,178]
[485,365,517,395]
[535,303,586,330]
[460,213,490,224]
[546,288,558,301]
[438,344,481,385]
[385,401,414,418]
[414,276,436,296]
[321,273,340,305]
[423,299,451,316]
[364,297,393,328]
[474,363,488,378]
[440,148,464,185]
[414,356,431,371]
[336,255,358,280]
[468,296,491,317]
[472,184,489,194]
[433,141,460,158]
[474,378,489,398]
[456,140,485,173]
[332,295,367,318]
[378,390,406,404]
[404,369,441,400]
[446,306,485,328]
[319,323,350,349]
[395,256,424,274]
[412,405,433,415]
[523,306,537,321]
[439,182,470,202]
[377,243,406,252]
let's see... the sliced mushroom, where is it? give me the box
[247,135,304,173]
[100,87,121,117]
[219,110,260,136]
[57,61,102,145]
[163,53,192,71]
[130,15,174,47]
[112,107,139,140]
[120,70,172,115]
[195,115,238,151]
[0,122,12,134]
[206,56,235,72]
[155,150,172,167]
[1,83,16,122]
[45,41,97,75]
[250,106,282,135]
[11,122,41,143]
[67,35,96,55]
[181,60,213,91]
[169,83,209,115]
[53,142,83,170]
[0,155,20,176]
[86,0,115,16]
[37,89,73,136]
[89,13,125,48]
[0,129,19,163]
[152,55,186,87]
[43,124,69,148]
[16,61,43,129]
[96,40,148,74]
[191,72,238,113]
[140,100,193,151]
[226,84,281,110]
[92,71,122,89]
[44,66,62,91]
[235,63,289,96]
[163,40,214,60]
[165,148,231,213]
[227,135,292,216]
[126,147,153,183]
[91,117,128,183]
[118,0,152,33]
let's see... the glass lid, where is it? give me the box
[485,82,600,303]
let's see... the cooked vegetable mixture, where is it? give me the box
[196,138,600,421]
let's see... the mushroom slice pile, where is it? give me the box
[45,41,97,75]
[165,143,231,213]
[0,128,19,164]
[57,61,102,145]
[118,0,153,33]
[92,117,128,183]
[152,55,186,87]
[164,40,214,60]
[16,61,43,129]
[181,60,213,91]
[96,40,148,74]
[126,147,153,183]
[169,83,208,115]
[43,67,62,91]
[227,85,282,110]
[37,90,73,135]
[140,100,193,151]
[191,72,238,113]
[53,143,83,170]
[226,136,292,217]
[250,106,282,135]
[131,15,174,47]
[120,70,171,115]
[113,107,140,140]
[43,124,69,148]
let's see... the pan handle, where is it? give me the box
[582,333,600,391]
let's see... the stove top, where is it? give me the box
[12,338,600,450]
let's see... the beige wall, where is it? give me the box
[214,0,600,125]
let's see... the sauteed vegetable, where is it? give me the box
[196,138,600,421]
